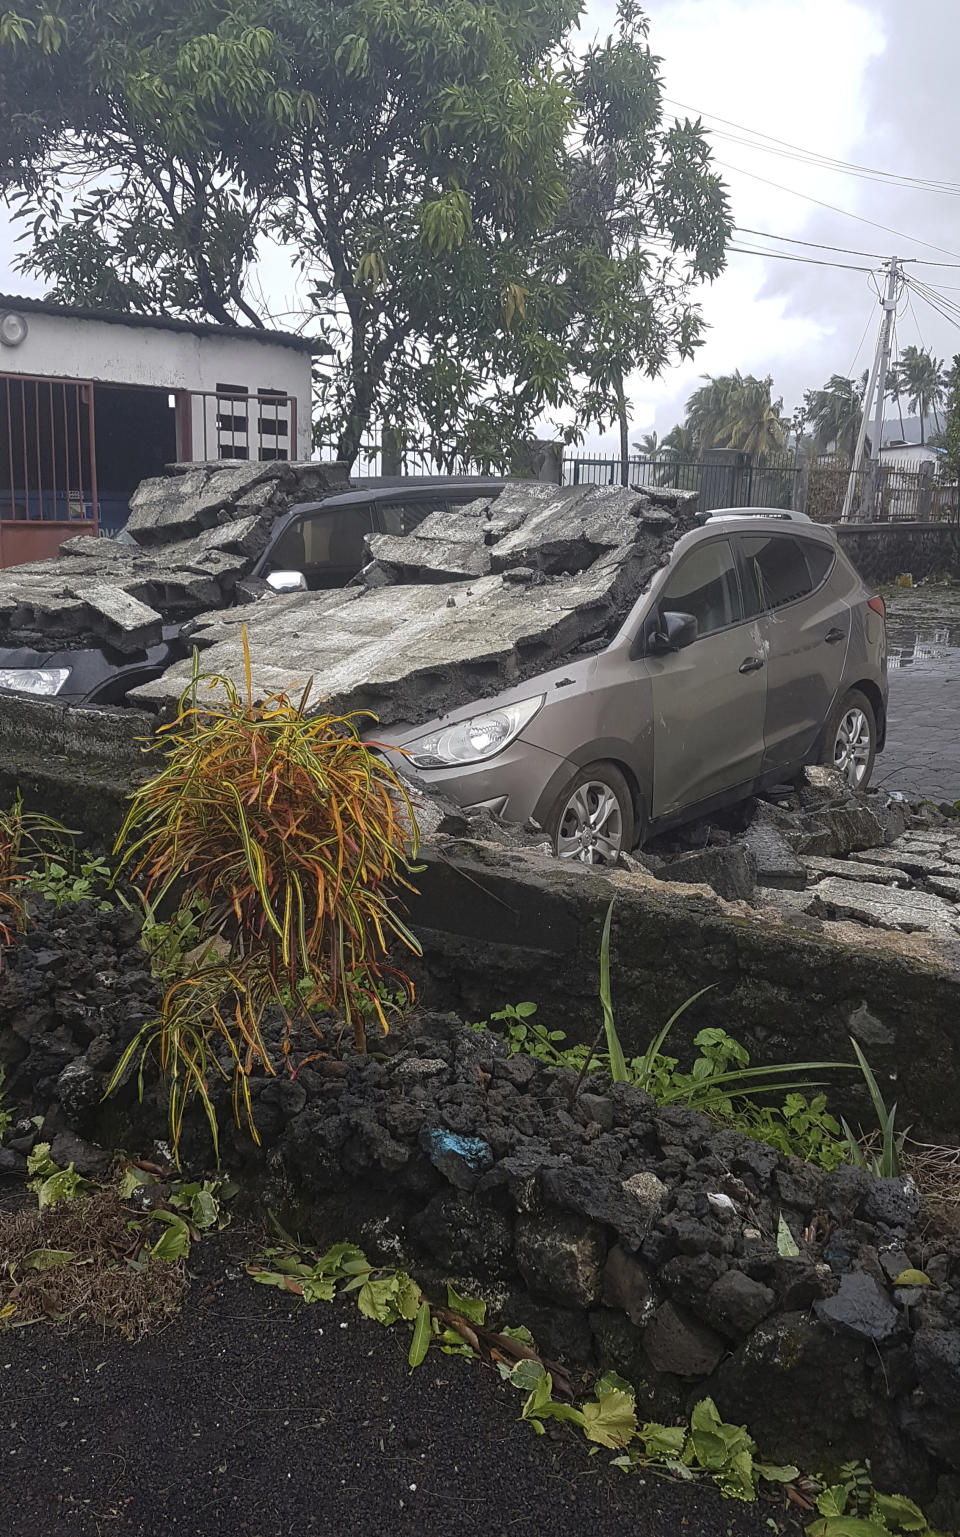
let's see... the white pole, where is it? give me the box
[841,257,898,523]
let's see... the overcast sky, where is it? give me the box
[1,0,956,457]
[592,0,960,452]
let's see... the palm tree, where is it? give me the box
[803,373,867,463]
[659,423,697,459]
[726,375,787,457]
[897,346,947,442]
[683,371,786,456]
[633,430,660,461]
[656,422,698,487]
[685,374,739,450]
[886,362,906,441]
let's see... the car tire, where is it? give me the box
[545,762,636,866]
[819,688,877,790]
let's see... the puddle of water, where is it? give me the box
[887,629,960,669]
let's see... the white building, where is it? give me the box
[0,294,320,567]
[879,442,944,469]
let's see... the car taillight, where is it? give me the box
[867,595,886,619]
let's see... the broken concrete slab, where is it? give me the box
[656,844,758,904]
[0,462,349,652]
[743,818,807,889]
[848,846,957,880]
[67,584,163,656]
[808,876,960,937]
[804,854,912,887]
[132,484,700,721]
[927,874,960,901]
[126,460,346,545]
[795,804,886,857]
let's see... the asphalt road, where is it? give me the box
[877,584,960,804]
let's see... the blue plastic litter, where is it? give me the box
[427,1129,491,1167]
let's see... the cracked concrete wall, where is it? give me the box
[407,838,960,1139]
[0,692,150,844]
[837,523,960,585]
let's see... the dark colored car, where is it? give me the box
[0,479,506,706]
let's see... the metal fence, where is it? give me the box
[562,450,960,524]
[563,452,800,513]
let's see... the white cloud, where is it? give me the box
[585,0,889,452]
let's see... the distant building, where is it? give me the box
[0,295,322,567]
[879,442,944,468]
[878,413,940,448]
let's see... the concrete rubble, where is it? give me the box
[130,481,701,720]
[1,462,700,722]
[635,766,960,947]
[0,460,348,652]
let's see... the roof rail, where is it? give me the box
[695,506,812,525]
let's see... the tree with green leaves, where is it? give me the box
[942,353,960,517]
[896,345,946,443]
[633,431,661,460]
[803,373,867,463]
[0,0,730,472]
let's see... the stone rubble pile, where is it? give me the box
[0,460,347,651]
[3,912,960,1519]
[639,768,960,946]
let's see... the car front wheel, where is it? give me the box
[820,688,877,790]
[545,763,636,866]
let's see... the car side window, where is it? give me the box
[265,506,374,589]
[799,538,836,589]
[377,497,449,535]
[739,534,814,616]
[658,538,741,639]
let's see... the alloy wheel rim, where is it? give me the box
[833,707,871,788]
[556,782,624,865]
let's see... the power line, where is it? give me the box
[736,227,888,260]
[735,226,960,269]
[664,97,960,196]
[727,242,878,272]
[715,160,960,262]
[905,276,960,335]
[704,127,960,197]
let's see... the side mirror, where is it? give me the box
[266,569,307,594]
[647,610,698,654]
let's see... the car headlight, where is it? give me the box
[0,667,70,697]
[406,695,544,769]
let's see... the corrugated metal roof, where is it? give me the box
[0,293,327,354]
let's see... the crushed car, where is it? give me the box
[0,462,505,705]
[122,478,887,864]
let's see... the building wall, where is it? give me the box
[879,445,940,468]
[0,308,313,457]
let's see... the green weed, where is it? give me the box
[25,853,114,911]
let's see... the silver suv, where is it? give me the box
[384,509,888,863]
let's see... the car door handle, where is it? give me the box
[739,656,764,674]
[825,628,846,645]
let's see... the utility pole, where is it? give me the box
[841,256,899,522]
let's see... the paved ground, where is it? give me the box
[878,584,960,803]
[0,1210,786,1537]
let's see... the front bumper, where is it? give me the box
[382,736,575,828]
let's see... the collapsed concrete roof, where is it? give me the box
[131,481,699,722]
[0,461,348,653]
